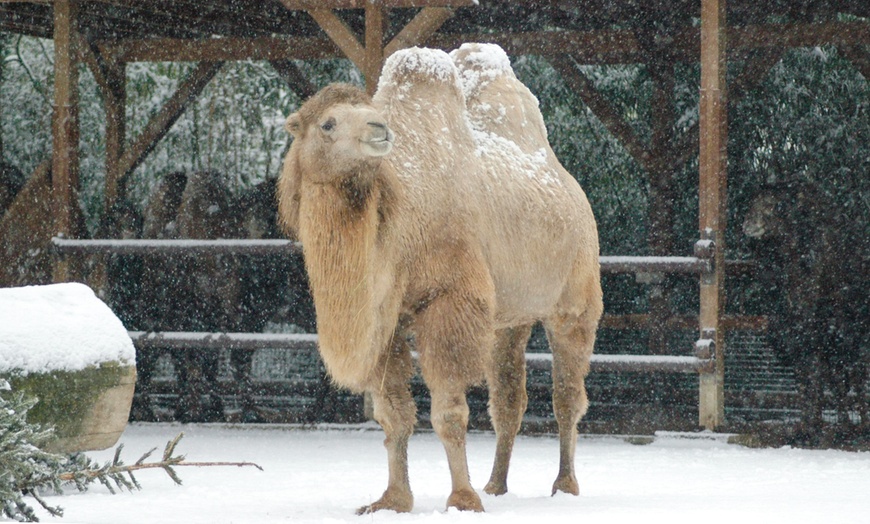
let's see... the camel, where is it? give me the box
[743,182,869,441]
[277,46,601,514]
[0,161,87,287]
[0,161,25,220]
[168,170,242,422]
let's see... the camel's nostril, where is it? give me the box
[368,121,387,131]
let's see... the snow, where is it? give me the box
[24,423,869,524]
[0,283,135,375]
[450,43,512,100]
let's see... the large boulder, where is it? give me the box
[0,283,136,453]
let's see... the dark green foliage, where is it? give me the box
[0,388,66,521]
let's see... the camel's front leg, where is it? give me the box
[357,334,417,515]
[430,387,483,512]
[415,262,494,512]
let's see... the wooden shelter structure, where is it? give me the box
[1,0,867,429]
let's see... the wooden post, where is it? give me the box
[52,0,80,283]
[698,0,727,429]
[364,3,387,95]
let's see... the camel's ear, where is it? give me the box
[285,113,302,137]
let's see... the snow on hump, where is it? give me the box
[378,46,460,93]
[450,42,513,99]
[0,283,135,375]
[472,128,562,187]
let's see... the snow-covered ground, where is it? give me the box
[27,423,870,524]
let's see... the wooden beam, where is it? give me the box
[98,35,342,63]
[306,9,365,71]
[269,59,317,101]
[116,61,223,181]
[93,22,869,65]
[75,32,109,94]
[52,0,80,282]
[384,6,454,57]
[267,0,474,7]
[364,3,386,93]
[428,29,648,63]
[698,0,728,430]
[425,22,869,62]
[549,54,653,171]
[732,22,870,51]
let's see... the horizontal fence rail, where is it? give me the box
[128,331,715,374]
[52,237,303,256]
[53,237,714,275]
[129,331,318,350]
[599,255,711,275]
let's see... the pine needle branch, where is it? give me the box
[56,433,263,488]
[1,390,262,522]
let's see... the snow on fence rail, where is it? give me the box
[127,331,714,374]
[51,238,712,274]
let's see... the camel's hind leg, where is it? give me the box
[358,330,417,515]
[484,324,533,496]
[544,266,601,496]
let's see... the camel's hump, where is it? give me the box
[378,47,460,91]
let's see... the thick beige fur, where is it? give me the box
[277,45,602,514]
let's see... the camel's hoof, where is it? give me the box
[447,488,484,512]
[356,489,413,515]
[483,479,508,496]
[551,474,580,496]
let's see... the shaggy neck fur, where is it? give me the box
[298,164,395,391]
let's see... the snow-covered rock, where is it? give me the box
[0,283,137,452]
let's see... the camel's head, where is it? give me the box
[285,84,394,183]
[743,189,787,239]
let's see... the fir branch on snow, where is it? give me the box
[0,391,262,522]
[56,432,264,491]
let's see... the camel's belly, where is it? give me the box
[487,238,580,327]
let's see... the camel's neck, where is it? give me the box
[298,171,386,391]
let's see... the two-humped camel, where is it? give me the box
[277,45,602,514]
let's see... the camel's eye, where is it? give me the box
[321,118,336,132]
